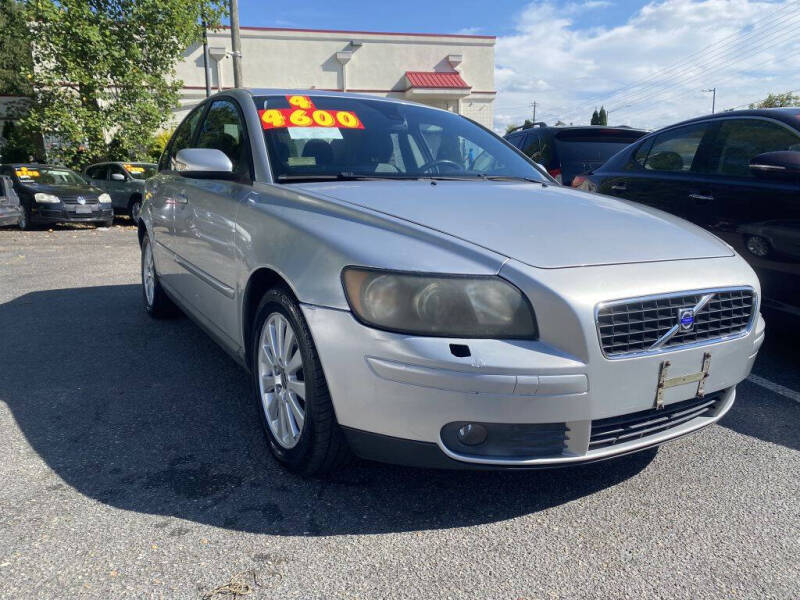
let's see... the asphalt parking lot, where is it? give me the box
[0,224,798,599]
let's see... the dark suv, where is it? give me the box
[504,123,647,186]
[579,108,800,316]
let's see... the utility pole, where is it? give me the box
[229,0,243,88]
[202,17,211,97]
[530,100,537,122]
[703,87,716,114]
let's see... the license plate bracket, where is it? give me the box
[75,206,92,214]
[655,352,712,409]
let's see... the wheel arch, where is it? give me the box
[242,266,300,369]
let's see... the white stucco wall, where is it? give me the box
[174,26,495,128]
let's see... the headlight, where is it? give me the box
[34,192,59,204]
[98,193,112,204]
[342,267,537,338]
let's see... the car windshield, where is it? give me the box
[14,166,86,185]
[254,94,547,182]
[123,163,157,180]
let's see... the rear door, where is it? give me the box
[702,117,800,313]
[170,97,253,344]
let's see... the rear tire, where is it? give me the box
[251,287,351,475]
[141,235,178,318]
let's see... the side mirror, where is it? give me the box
[174,148,237,180]
[111,172,126,181]
[750,151,800,181]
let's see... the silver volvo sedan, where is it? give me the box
[139,89,765,474]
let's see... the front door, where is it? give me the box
[170,97,254,344]
[0,176,21,226]
[603,121,717,223]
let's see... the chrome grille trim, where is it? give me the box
[595,286,757,359]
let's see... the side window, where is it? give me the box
[195,98,251,177]
[87,165,108,180]
[109,164,127,180]
[521,133,539,158]
[163,104,205,171]
[643,123,709,172]
[633,138,654,168]
[506,133,524,149]
[712,119,800,177]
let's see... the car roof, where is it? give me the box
[653,107,800,132]
[2,163,71,169]
[506,125,649,137]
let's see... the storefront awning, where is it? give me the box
[404,71,471,99]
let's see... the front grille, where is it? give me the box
[597,288,754,357]
[589,395,722,450]
[60,194,99,205]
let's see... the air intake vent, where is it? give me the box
[589,395,722,450]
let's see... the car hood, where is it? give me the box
[293,180,734,269]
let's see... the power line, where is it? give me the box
[601,18,800,113]
[565,3,800,117]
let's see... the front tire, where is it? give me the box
[129,197,142,225]
[18,205,33,230]
[251,287,351,475]
[141,235,177,318]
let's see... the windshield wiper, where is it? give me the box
[277,172,420,183]
[477,175,546,183]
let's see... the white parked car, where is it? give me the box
[139,89,765,474]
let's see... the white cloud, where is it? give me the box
[493,0,800,132]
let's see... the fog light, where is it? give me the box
[457,423,488,446]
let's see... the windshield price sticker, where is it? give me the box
[15,167,40,178]
[124,164,145,174]
[260,96,364,131]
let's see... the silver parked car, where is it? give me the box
[84,161,156,223]
[0,175,22,227]
[139,89,765,474]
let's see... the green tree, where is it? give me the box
[749,91,800,109]
[0,0,33,97]
[590,109,599,125]
[22,0,226,168]
[598,106,608,125]
[1,119,42,162]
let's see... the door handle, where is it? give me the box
[166,192,188,206]
[611,184,627,192]
[689,193,714,202]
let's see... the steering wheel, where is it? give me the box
[419,159,463,174]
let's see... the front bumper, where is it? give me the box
[32,203,113,223]
[302,281,764,468]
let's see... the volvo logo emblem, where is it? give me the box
[77,196,86,205]
[678,308,695,331]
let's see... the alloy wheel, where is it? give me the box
[258,313,306,449]
[142,241,155,306]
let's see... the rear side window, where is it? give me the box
[641,123,709,172]
[162,104,205,171]
[195,98,252,177]
[711,118,800,177]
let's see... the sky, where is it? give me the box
[234,0,800,132]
